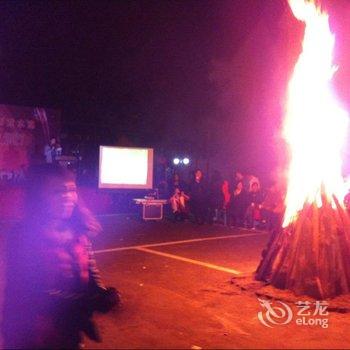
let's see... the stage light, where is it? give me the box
[183,158,190,165]
[173,158,180,165]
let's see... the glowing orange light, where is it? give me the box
[283,0,348,227]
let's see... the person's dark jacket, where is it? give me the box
[189,179,207,203]
[246,190,263,207]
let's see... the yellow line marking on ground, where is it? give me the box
[139,232,266,248]
[94,244,146,253]
[93,231,267,254]
[135,246,242,275]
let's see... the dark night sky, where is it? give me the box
[0,0,349,179]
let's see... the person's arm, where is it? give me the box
[86,238,121,313]
[87,240,105,289]
[76,205,103,238]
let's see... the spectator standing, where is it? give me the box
[245,182,263,229]
[229,180,248,227]
[222,180,231,210]
[189,169,208,224]
[209,170,224,223]
[44,137,62,163]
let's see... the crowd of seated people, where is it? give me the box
[165,169,285,231]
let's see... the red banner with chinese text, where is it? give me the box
[0,104,60,172]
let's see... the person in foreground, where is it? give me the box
[2,164,119,349]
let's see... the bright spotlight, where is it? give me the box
[183,158,190,165]
[173,158,180,165]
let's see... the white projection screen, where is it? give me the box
[99,146,153,189]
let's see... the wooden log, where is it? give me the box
[256,199,350,298]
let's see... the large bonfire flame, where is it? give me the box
[256,0,350,299]
[283,0,348,227]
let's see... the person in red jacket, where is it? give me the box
[2,164,119,349]
[245,182,263,229]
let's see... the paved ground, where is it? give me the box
[1,215,350,349]
[87,215,350,349]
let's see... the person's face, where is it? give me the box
[50,138,56,146]
[237,182,243,190]
[252,183,259,192]
[43,177,78,219]
[195,170,202,180]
